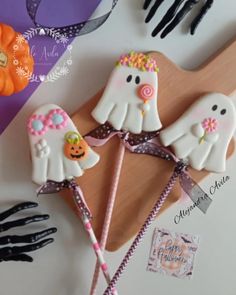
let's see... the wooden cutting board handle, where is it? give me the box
[62,37,236,251]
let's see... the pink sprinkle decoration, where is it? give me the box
[202,117,218,133]
[117,51,159,73]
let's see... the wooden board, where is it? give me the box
[62,37,236,251]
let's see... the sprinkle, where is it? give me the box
[117,51,159,73]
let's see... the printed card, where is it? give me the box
[147,228,200,279]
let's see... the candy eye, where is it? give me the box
[47,109,68,130]
[126,75,132,83]
[212,105,218,111]
[52,113,64,125]
[28,114,47,136]
[32,119,44,132]
[221,109,226,115]
[135,76,140,84]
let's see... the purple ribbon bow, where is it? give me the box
[134,141,212,213]
[85,123,212,214]
[26,0,119,38]
[37,179,92,220]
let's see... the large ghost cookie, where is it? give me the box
[92,51,162,134]
[160,93,236,172]
[28,104,100,185]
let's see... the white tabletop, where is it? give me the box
[0,0,236,294]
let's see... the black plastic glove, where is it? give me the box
[143,0,214,38]
[0,202,57,262]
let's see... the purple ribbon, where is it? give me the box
[85,123,212,214]
[0,0,119,135]
[26,0,119,38]
[37,179,92,220]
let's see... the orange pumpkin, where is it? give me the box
[0,23,34,96]
[64,132,89,161]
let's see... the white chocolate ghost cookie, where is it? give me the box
[28,104,100,185]
[160,93,236,172]
[92,52,162,134]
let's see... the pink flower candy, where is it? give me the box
[202,117,218,133]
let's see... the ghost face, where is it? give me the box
[28,104,99,185]
[92,66,162,134]
[160,93,236,172]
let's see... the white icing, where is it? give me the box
[191,123,204,138]
[35,139,50,158]
[140,102,150,113]
[92,66,162,134]
[160,93,236,172]
[28,104,100,185]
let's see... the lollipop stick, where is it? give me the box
[103,164,181,295]
[90,139,126,295]
[83,216,118,295]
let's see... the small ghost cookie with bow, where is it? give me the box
[160,93,236,172]
[28,104,99,185]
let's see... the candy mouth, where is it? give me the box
[0,50,8,68]
[70,152,85,159]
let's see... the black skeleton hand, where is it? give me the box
[143,0,214,38]
[0,201,57,262]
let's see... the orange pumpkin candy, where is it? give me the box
[0,23,34,96]
[64,131,89,161]
[64,140,89,161]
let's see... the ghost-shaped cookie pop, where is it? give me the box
[92,51,162,134]
[28,105,119,294]
[28,104,99,185]
[160,93,236,172]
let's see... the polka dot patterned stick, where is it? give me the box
[90,140,125,295]
[87,51,162,295]
[38,179,118,295]
[87,127,159,295]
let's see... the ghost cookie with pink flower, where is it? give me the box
[160,93,236,172]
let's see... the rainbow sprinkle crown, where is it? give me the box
[116,51,159,73]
